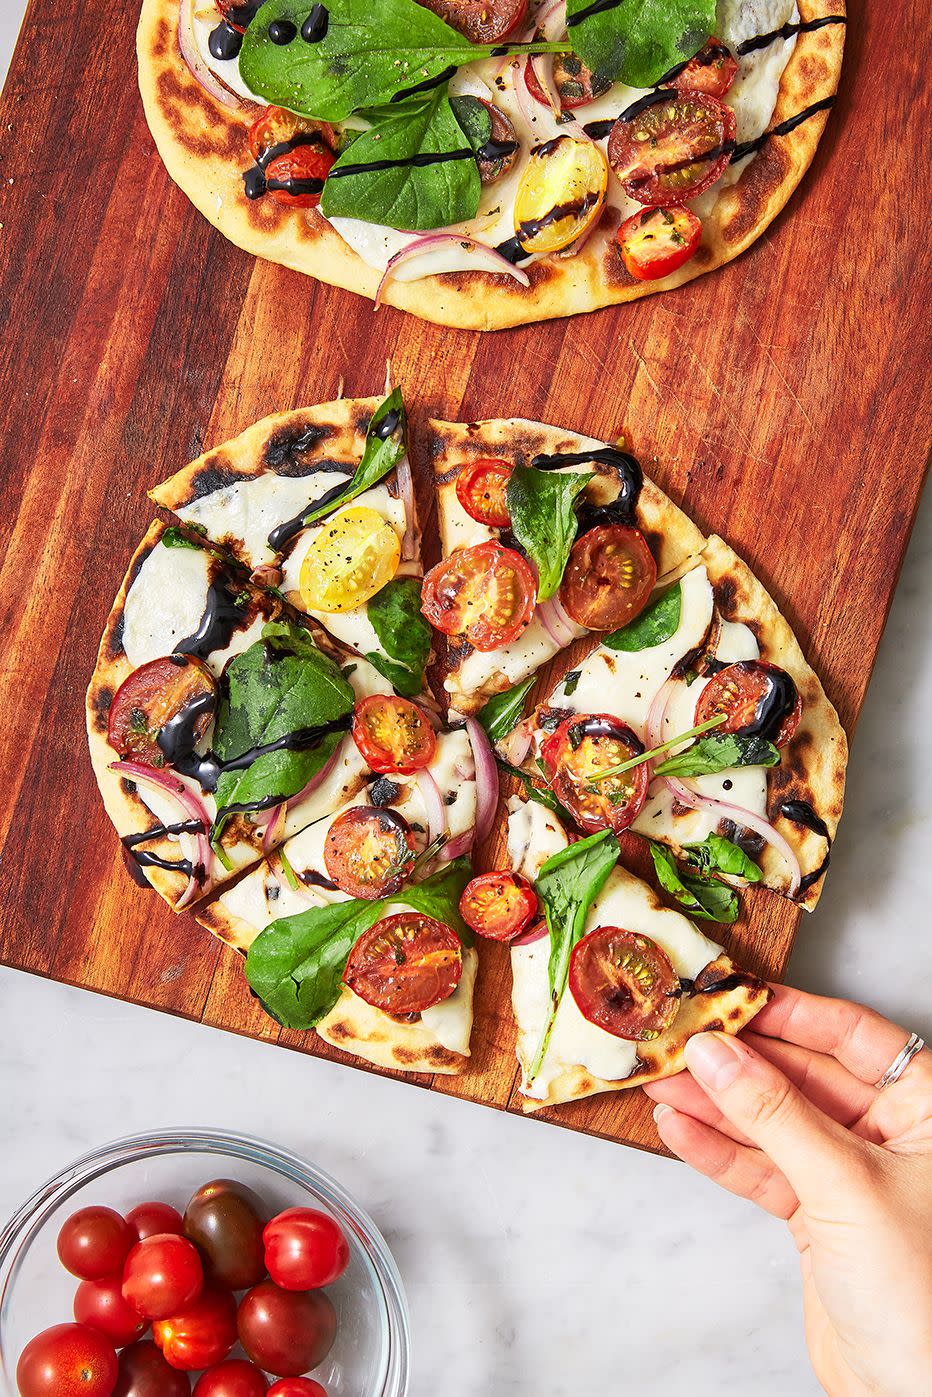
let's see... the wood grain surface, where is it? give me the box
[0,0,929,1154]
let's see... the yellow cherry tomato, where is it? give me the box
[513,135,608,254]
[299,506,401,614]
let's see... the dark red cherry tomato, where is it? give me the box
[107,657,217,767]
[237,1282,337,1378]
[267,1383,327,1397]
[459,872,538,941]
[569,927,680,1040]
[475,100,519,183]
[607,92,736,205]
[694,659,802,747]
[421,542,536,652]
[112,1341,191,1397]
[122,1234,203,1321]
[263,1208,350,1292]
[617,206,702,281]
[152,1288,237,1372]
[126,1202,184,1241]
[15,1324,118,1397]
[57,1207,135,1282]
[248,107,337,165]
[663,38,738,98]
[416,0,527,43]
[524,50,611,109]
[454,458,513,527]
[542,715,649,834]
[352,695,437,774]
[324,806,417,900]
[344,912,463,1014]
[183,1179,267,1292]
[264,145,335,209]
[74,1275,148,1347]
[193,1359,268,1397]
[560,525,657,631]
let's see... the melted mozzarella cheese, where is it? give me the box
[122,542,214,668]
[176,469,355,568]
[450,606,587,700]
[421,947,477,1052]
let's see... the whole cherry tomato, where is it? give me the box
[112,1341,191,1397]
[125,1202,184,1241]
[153,1288,237,1371]
[237,1281,337,1377]
[57,1207,135,1281]
[268,1383,327,1397]
[263,1209,350,1291]
[16,1324,118,1397]
[122,1234,203,1321]
[183,1179,267,1291]
[193,1359,268,1397]
[74,1275,148,1346]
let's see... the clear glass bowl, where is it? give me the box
[0,1128,409,1396]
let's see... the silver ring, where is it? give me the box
[875,1032,926,1090]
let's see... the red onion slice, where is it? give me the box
[262,803,287,856]
[498,722,533,767]
[395,454,417,562]
[177,0,244,111]
[529,53,561,117]
[465,717,500,846]
[268,851,323,905]
[415,768,447,845]
[537,0,567,38]
[512,917,549,946]
[281,746,342,815]
[375,235,530,307]
[109,760,213,907]
[660,774,802,897]
[537,595,578,649]
[441,828,476,861]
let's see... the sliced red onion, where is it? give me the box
[109,760,213,907]
[498,722,533,767]
[262,803,287,856]
[661,774,802,897]
[514,58,540,127]
[537,0,568,38]
[279,746,342,816]
[177,0,243,111]
[268,851,322,905]
[441,828,476,862]
[512,917,549,947]
[645,673,683,769]
[537,595,577,649]
[529,53,561,116]
[415,768,447,845]
[375,235,530,307]
[395,454,417,561]
[465,717,500,846]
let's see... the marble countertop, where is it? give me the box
[1,11,930,1395]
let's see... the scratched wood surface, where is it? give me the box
[1,0,929,1153]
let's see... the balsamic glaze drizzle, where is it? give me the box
[737,14,846,56]
[531,446,643,524]
[326,147,476,180]
[780,799,832,893]
[175,578,248,660]
[265,469,353,551]
[302,5,329,42]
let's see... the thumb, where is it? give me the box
[683,1030,868,1210]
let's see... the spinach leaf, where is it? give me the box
[529,829,620,1080]
[654,732,780,779]
[683,833,763,883]
[240,0,562,121]
[479,677,536,744]
[450,94,493,152]
[648,841,738,923]
[301,389,405,526]
[161,526,202,550]
[244,858,472,1028]
[320,91,482,231]
[605,582,681,651]
[506,465,590,601]
[565,0,715,88]
[365,577,433,698]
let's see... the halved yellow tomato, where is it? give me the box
[513,135,608,255]
[299,506,400,614]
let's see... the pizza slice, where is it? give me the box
[150,393,432,699]
[424,414,705,713]
[503,535,847,911]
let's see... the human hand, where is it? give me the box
[644,985,932,1397]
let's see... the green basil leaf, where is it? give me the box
[654,732,780,779]
[565,0,715,87]
[506,466,590,601]
[244,859,473,1028]
[605,582,681,651]
[496,761,574,825]
[479,677,536,744]
[240,0,562,121]
[648,842,739,924]
[529,829,620,1079]
[300,389,405,527]
[683,833,763,883]
[450,93,493,152]
[161,526,202,550]
[365,576,432,697]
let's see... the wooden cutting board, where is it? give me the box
[1,0,929,1153]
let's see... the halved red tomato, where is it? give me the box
[416,0,527,44]
[524,51,612,109]
[663,39,738,98]
[459,872,538,941]
[264,145,335,209]
[421,543,536,652]
[107,656,217,766]
[618,206,702,282]
[248,106,337,166]
[607,92,736,205]
[541,715,649,834]
[694,660,801,747]
[560,525,657,631]
[352,695,436,774]
[324,807,417,900]
[344,913,462,1013]
[455,458,513,528]
[569,927,680,1040]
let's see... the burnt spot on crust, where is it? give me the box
[264,422,335,472]
[392,1045,419,1065]
[602,238,638,290]
[426,1045,460,1070]
[106,615,126,663]
[89,685,114,733]
[152,16,170,61]
[724,141,790,246]
[155,67,245,163]
[704,1018,724,1034]
[185,461,247,500]
[728,1005,743,1022]
[692,244,713,269]
[713,575,739,617]
[326,1021,353,1042]
[353,407,372,437]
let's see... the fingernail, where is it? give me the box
[652,1103,672,1122]
[684,1032,743,1091]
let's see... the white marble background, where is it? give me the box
[1,11,930,1395]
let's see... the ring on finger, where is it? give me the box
[874,1032,925,1090]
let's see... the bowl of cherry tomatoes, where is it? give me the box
[0,1129,408,1397]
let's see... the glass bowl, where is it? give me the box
[0,1128,409,1396]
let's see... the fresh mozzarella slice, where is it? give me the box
[421,948,478,1052]
[122,541,215,668]
[451,606,587,700]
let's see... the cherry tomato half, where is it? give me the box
[475,100,519,184]
[324,806,417,900]
[268,1383,327,1397]
[513,135,608,254]
[264,145,335,210]
[459,872,538,941]
[248,106,337,166]
[617,206,702,281]
[16,1324,118,1397]
[569,927,680,1040]
[454,458,513,528]
[542,715,649,834]
[416,0,527,44]
[421,542,536,652]
[344,912,462,1014]
[560,525,657,631]
[352,695,437,775]
[183,1179,267,1292]
[122,1234,204,1321]
[193,1359,267,1397]
[126,1202,184,1241]
[107,656,217,767]
[524,50,611,109]
[263,1208,350,1292]
[663,39,738,98]
[299,507,401,615]
[607,92,736,206]
[57,1207,135,1282]
[74,1276,148,1347]
[694,659,801,747]
[112,1341,191,1397]
[152,1288,237,1372]
[237,1282,337,1379]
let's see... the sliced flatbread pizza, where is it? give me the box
[505,799,771,1109]
[138,0,845,329]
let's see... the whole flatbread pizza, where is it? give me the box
[138,0,845,328]
[87,387,846,1106]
